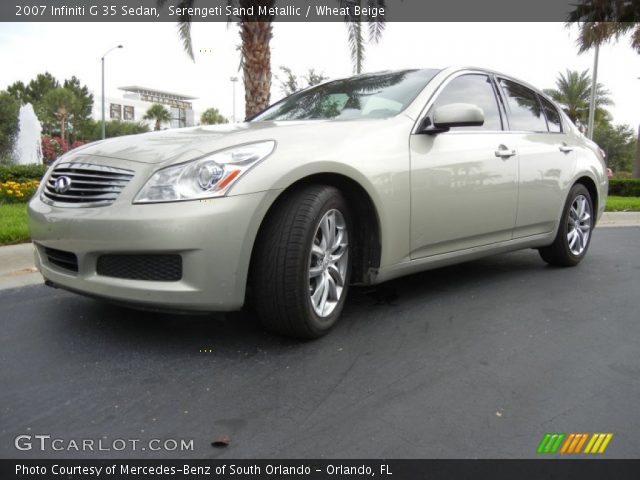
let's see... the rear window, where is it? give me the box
[499,78,548,132]
[540,96,563,133]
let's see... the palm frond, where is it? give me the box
[347,19,364,74]
[178,19,195,62]
[367,0,386,43]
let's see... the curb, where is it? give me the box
[0,213,638,291]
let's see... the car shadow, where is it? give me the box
[42,248,550,359]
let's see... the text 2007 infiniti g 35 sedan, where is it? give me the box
[28,67,607,338]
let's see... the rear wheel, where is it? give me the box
[539,183,593,267]
[251,185,351,339]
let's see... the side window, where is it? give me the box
[498,79,548,132]
[539,96,562,133]
[429,74,502,131]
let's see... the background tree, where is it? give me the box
[567,2,640,177]
[6,72,94,141]
[143,104,172,131]
[0,91,20,162]
[200,108,228,125]
[276,66,328,96]
[63,76,94,142]
[41,87,77,142]
[543,69,612,127]
[594,122,637,174]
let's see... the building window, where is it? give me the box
[123,105,135,121]
[110,103,122,120]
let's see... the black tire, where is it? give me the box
[251,185,352,339]
[539,183,594,267]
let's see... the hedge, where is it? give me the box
[609,179,640,197]
[0,164,48,183]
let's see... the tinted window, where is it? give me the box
[252,69,440,121]
[540,96,562,133]
[429,74,502,131]
[499,79,547,132]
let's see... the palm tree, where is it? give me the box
[567,2,640,53]
[158,0,274,119]
[543,69,613,127]
[143,104,172,131]
[342,0,386,74]
[200,107,228,125]
[567,2,640,177]
[159,1,386,119]
[42,87,77,142]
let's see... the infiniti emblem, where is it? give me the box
[54,176,72,193]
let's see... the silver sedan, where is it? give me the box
[28,67,608,338]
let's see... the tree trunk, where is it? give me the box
[634,124,640,178]
[59,108,66,143]
[155,119,161,131]
[240,20,273,119]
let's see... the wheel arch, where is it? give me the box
[574,175,599,225]
[247,172,383,293]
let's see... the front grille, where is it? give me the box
[44,247,78,273]
[43,162,134,207]
[96,254,182,282]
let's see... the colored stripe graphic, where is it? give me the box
[538,433,613,454]
[537,433,565,454]
[584,433,613,454]
[560,433,589,454]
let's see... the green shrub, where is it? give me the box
[0,164,48,182]
[608,179,640,197]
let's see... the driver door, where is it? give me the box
[409,73,519,259]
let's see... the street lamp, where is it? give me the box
[586,43,599,140]
[101,45,123,140]
[230,76,238,123]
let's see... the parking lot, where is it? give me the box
[1,227,639,459]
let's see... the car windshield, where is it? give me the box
[251,69,440,122]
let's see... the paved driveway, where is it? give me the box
[1,227,638,458]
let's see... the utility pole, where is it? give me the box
[230,77,238,123]
[101,45,123,140]
[587,43,599,140]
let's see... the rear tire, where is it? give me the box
[539,183,594,267]
[251,185,351,339]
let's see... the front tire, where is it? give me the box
[539,183,594,267]
[251,185,351,339]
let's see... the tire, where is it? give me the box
[539,183,594,267]
[251,185,352,339]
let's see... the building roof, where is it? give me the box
[118,86,197,100]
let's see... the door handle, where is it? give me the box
[559,145,573,153]
[495,145,516,158]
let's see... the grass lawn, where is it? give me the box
[0,196,638,247]
[606,196,640,212]
[0,204,30,245]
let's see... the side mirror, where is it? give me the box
[420,103,485,134]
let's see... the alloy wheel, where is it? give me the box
[308,209,349,317]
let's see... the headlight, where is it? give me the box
[134,141,275,203]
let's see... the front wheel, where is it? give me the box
[539,183,594,267]
[251,185,351,339]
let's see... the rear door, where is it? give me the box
[496,78,577,237]
[409,73,519,259]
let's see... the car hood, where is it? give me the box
[72,121,317,165]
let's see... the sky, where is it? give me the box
[0,22,638,128]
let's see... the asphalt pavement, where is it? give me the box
[1,227,639,459]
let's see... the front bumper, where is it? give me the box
[28,189,279,312]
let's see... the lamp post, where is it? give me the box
[635,77,640,178]
[230,76,238,123]
[101,45,123,140]
[586,43,599,140]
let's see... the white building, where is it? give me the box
[93,86,198,129]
